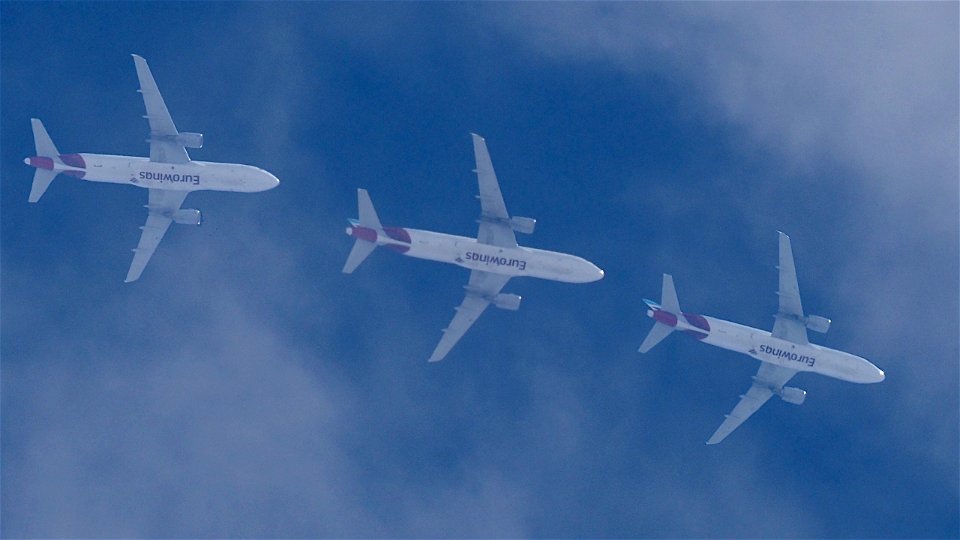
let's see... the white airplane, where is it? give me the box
[23,54,280,282]
[343,133,605,362]
[639,232,884,444]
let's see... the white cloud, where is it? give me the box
[4,3,956,537]
[486,1,958,531]
[492,3,957,216]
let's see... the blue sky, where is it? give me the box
[2,2,957,537]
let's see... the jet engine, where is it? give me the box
[173,208,202,226]
[493,293,522,311]
[509,216,536,234]
[176,132,204,149]
[779,386,807,405]
[804,315,831,334]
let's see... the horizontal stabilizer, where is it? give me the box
[660,273,681,314]
[638,321,674,353]
[343,239,377,274]
[357,188,382,229]
[28,168,58,203]
[31,118,61,158]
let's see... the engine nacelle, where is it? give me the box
[493,293,522,311]
[176,132,204,149]
[779,386,807,405]
[173,208,202,226]
[509,216,536,235]
[805,315,831,334]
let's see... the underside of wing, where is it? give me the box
[132,54,190,164]
[772,316,809,344]
[472,133,518,248]
[706,362,798,445]
[478,219,518,248]
[773,231,809,344]
[125,189,188,282]
[428,270,511,362]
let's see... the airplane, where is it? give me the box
[343,133,605,362]
[23,54,280,282]
[638,232,884,444]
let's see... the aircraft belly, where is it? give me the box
[806,350,871,382]
[454,244,530,276]
[749,334,819,371]
[702,332,745,353]
[402,241,446,262]
[393,230,468,266]
[82,155,263,192]
[74,154,137,185]
[699,317,751,353]
[77,155,197,190]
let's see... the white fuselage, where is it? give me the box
[349,225,604,283]
[655,309,884,384]
[34,153,279,192]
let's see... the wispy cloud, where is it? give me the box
[3,3,956,538]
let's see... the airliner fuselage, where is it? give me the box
[25,153,278,193]
[347,224,604,284]
[650,308,885,384]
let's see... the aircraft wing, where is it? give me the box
[771,231,809,345]
[428,270,511,362]
[706,362,798,445]
[125,189,188,282]
[471,133,518,248]
[132,54,190,164]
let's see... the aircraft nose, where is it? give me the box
[861,358,885,383]
[262,170,280,190]
[581,261,604,282]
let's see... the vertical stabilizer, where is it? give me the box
[26,119,63,203]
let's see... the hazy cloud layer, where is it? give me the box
[3,3,956,538]
[494,0,959,465]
